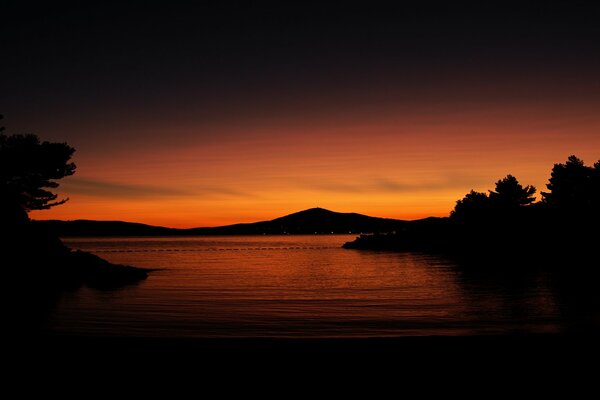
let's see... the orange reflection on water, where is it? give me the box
[48,235,562,338]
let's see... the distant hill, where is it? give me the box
[190,208,405,235]
[33,208,406,237]
[32,219,179,237]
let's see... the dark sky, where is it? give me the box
[4,2,599,122]
[3,2,600,225]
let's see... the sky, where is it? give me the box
[2,2,600,227]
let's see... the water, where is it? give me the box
[46,235,577,338]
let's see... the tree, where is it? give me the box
[0,116,76,226]
[451,175,535,222]
[450,190,490,221]
[541,155,598,210]
[489,175,536,209]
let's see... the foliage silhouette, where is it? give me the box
[489,174,536,208]
[450,190,490,222]
[542,155,600,213]
[450,175,535,222]
[346,155,600,265]
[0,123,75,219]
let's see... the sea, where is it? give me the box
[41,235,593,338]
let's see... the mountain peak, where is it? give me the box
[266,207,396,234]
[288,207,336,216]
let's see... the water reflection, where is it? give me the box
[40,235,600,338]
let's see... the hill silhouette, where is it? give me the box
[34,219,177,236]
[199,208,405,235]
[34,207,406,236]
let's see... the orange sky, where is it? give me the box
[6,4,600,227]
[29,99,600,227]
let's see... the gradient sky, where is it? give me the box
[3,2,600,227]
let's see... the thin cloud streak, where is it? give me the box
[301,175,489,194]
[63,177,253,199]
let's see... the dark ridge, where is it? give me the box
[33,219,177,236]
[33,207,408,236]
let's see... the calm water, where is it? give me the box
[47,235,576,338]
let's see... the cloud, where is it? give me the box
[62,177,253,199]
[301,175,487,194]
[63,178,192,198]
[373,179,420,192]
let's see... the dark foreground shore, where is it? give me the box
[9,334,599,392]
[15,333,600,365]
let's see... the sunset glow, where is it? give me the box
[6,1,600,352]
[5,3,599,227]
[27,100,600,227]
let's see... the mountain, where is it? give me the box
[189,208,404,235]
[33,208,406,237]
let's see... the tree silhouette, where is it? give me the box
[0,116,76,226]
[450,190,490,221]
[489,175,536,209]
[451,175,535,223]
[541,155,599,210]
